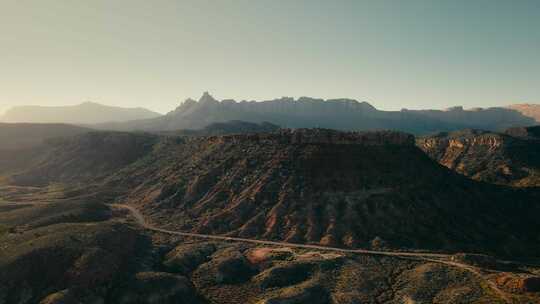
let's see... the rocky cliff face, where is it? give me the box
[417,128,540,187]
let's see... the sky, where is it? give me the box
[1,0,539,115]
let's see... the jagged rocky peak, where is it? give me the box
[214,128,415,146]
[171,98,197,113]
[175,93,377,110]
[198,91,219,104]
[445,106,465,111]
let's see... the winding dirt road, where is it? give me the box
[113,203,447,259]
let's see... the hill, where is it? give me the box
[0,123,92,176]
[86,129,539,257]
[1,102,161,124]
[0,123,90,150]
[96,92,535,134]
[417,127,540,187]
[7,131,159,187]
[507,104,540,123]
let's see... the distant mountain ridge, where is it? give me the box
[0,123,90,150]
[98,92,536,134]
[1,102,161,124]
[507,103,540,123]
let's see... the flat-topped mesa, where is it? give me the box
[211,128,415,146]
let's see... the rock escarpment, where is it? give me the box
[417,128,540,187]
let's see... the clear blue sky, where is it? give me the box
[1,0,539,114]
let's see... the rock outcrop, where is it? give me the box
[417,128,540,187]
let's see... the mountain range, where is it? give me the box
[97,92,537,135]
[1,102,161,124]
[2,94,539,135]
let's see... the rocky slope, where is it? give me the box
[92,129,540,257]
[417,127,540,187]
[97,92,535,134]
[1,102,161,124]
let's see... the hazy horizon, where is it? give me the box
[2,0,539,115]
